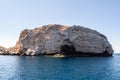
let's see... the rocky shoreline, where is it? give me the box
[0,24,114,56]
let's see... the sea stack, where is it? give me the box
[7,24,114,56]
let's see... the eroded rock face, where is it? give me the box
[0,46,7,54]
[8,24,114,56]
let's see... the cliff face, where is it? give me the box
[0,46,7,54]
[7,24,114,56]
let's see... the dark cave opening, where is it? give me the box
[60,45,76,55]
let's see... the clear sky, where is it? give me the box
[0,0,119,53]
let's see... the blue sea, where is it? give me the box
[0,54,120,80]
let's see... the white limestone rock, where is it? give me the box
[12,24,114,56]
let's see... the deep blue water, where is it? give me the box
[0,54,120,80]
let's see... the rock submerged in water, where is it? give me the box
[3,24,114,56]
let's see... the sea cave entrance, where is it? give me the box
[60,45,76,55]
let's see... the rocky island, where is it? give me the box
[0,24,114,56]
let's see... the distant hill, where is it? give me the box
[0,46,6,54]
